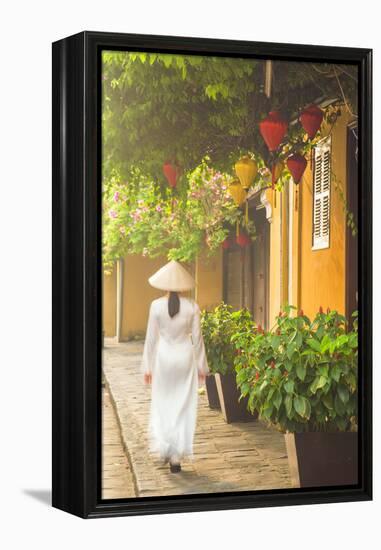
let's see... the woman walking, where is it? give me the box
[141,260,209,473]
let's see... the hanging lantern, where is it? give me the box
[227,180,247,206]
[259,111,288,152]
[287,153,307,184]
[163,161,181,188]
[221,237,232,250]
[236,232,251,248]
[235,155,258,190]
[300,104,324,140]
[271,160,284,186]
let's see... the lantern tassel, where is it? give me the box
[245,201,249,225]
[271,162,275,190]
[295,187,298,212]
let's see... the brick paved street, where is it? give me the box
[102,339,292,498]
[102,385,136,498]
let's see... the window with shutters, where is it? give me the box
[312,137,331,250]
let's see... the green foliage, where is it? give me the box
[201,303,253,375]
[102,51,358,184]
[102,52,358,266]
[232,306,358,433]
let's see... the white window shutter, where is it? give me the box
[312,137,331,250]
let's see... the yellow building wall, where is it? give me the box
[268,187,284,325]
[298,113,352,317]
[103,268,117,337]
[121,255,166,340]
[196,250,223,311]
[268,111,354,323]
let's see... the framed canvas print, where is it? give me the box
[52,31,372,518]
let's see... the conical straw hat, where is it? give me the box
[148,260,195,292]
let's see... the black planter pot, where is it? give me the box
[285,431,358,488]
[205,375,221,409]
[215,371,256,423]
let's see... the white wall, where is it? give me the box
[0,1,379,548]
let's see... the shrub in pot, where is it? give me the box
[233,305,358,487]
[201,303,255,422]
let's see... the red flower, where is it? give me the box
[319,306,324,314]
[298,309,304,316]
[235,349,242,356]
[327,307,331,314]
[257,324,263,334]
[278,310,282,317]
[255,371,260,380]
[270,360,276,369]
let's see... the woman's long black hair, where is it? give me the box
[168,291,180,318]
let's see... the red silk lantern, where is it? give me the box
[222,237,231,249]
[236,232,251,248]
[163,161,181,188]
[259,111,288,152]
[287,154,307,184]
[300,104,324,139]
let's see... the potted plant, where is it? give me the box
[233,305,358,487]
[201,303,256,422]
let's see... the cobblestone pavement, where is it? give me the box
[102,385,136,498]
[102,339,292,498]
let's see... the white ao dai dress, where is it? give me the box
[141,296,209,461]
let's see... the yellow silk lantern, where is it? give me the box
[272,160,284,184]
[228,180,247,237]
[228,179,247,206]
[235,155,258,190]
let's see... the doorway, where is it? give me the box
[223,204,270,328]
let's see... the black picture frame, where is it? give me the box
[52,31,372,519]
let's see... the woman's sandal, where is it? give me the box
[169,462,181,473]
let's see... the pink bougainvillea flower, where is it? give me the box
[113,191,120,202]
[156,205,162,212]
[109,209,118,219]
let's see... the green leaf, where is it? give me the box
[295,331,303,348]
[310,375,327,394]
[331,365,342,382]
[334,393,346,415]
[336,417,348,431]
[273,389,282,410]
[304,399,311,420]
[294,395,307,418]
[286,342,297,360]
[285,394,293,418]
[296,362,306,381]
[316,375,328,390]
[338,385,349,404]
[262,403,274,419]
[322,393,334,410]
[284,380,294,394]
[307,338,321,352]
